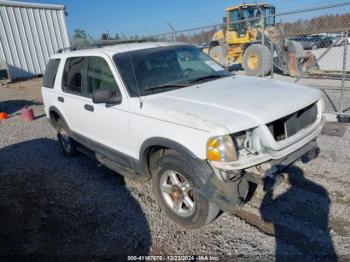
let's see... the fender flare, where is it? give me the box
[48,106,69,129]
[139,137,198,175]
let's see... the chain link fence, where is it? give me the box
[149,2,350,120]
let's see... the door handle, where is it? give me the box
[84,104,94,112]
[57,96,64,102]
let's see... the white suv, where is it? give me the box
[42,42,324,229]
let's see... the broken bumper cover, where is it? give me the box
[195,140,320,212]
[212,139,320,184]
[194,173,249,212]
[244,140,320,185]
[211,122,322,173]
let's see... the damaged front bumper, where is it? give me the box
[197,139,320,213]
[211,138,320,185]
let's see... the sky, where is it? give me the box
[21,0,350,38]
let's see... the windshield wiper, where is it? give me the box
[141,82,189,94]
[188,74,230,84]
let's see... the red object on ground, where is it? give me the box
[22,107,35,121]
[0,112,8,120]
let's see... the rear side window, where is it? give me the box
[43,59,60,89]
[62,57,87,95]
[87,57,120,95]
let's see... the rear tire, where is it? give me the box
[56,119,78,157]
[151,150,220,229]
[243,44,272,77]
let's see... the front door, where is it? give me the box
[81,55,132,169]
[62,54,132,169]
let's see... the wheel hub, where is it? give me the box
[171,185,184,202]
[248,53,258,70]
[159,170,196,217]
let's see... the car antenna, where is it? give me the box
[127,45,143,109]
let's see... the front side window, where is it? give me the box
[87,56,120,96]
[229,9,239,31]
[62,57,87,95]
[114,45,230,97]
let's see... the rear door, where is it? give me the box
[41,58,61,116]
[60,56,91,141]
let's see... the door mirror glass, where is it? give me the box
[92,89,122,105]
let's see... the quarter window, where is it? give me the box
[43,59,60,89]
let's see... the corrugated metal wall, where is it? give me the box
[0,1,70,80]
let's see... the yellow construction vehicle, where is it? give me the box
[205,3,316,77]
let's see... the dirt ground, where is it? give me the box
[0,77,349,260]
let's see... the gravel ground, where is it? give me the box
[0,77,349,260]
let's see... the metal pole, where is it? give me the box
[270,39,274,79]
[339,30,348,115]
[166,21,177,42]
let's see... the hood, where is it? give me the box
[137,75,322,134]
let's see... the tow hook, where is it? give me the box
[301,146,320,163]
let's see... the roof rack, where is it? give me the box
[56,38,157,53]
[96,38,156,47]
[57,47,76,53]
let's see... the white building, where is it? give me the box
[0,0,70,80]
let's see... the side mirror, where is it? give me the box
[92,89,122,105]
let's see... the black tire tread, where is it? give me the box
[56,118,78,157]
[243,44,272,76]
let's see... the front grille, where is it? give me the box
[267,103,318,141]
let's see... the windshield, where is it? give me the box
[113,45,231,96]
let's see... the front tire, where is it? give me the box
[151,150,220,229]
[243,44,272,77]
[56,119,78,157]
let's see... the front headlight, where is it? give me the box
[207,135,237,162]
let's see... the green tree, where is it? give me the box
[73,29,87,39]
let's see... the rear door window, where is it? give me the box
[43,59,60,89]
[62,57,88,95]
[86,56,120,96]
